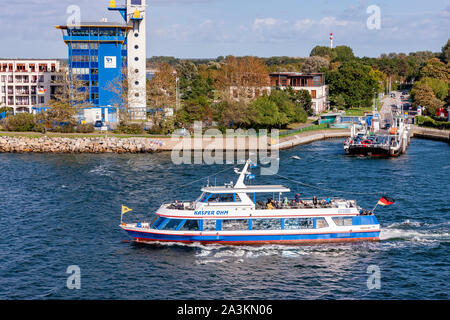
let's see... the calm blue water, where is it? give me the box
[0,138,448,300]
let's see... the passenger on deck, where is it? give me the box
[283,197,289,206]
[174,200,183,210]
[313,196,318,207]
[266,198,274,210]
[295,193,300,203]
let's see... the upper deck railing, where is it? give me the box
[162,198,357,211]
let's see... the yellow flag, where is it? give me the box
[121,205,133,215]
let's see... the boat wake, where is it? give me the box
[380,220,450,243]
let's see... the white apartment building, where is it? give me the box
[269,72,329,115]
[229,72,329,115]
[0,59,62,114]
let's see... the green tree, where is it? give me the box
[176,96,214,126]
[284,87,312,116]
[248,96,283,128]
[327,61,379,109]
[334,46,355,63]
[216,99,251,129]
[420,58,449,81]
[302,56,330,73]
[441,38,450,64]
[310,46,336,61]
[415,77,448,101]
[411,82,444,115]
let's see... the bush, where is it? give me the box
[114,123,145,135]
[32,122,47,133]
[76,123,95,133]
[416,116,450,130]
[52,124,75,133]
[4,113,36,132]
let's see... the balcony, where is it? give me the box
[16,90,30,95]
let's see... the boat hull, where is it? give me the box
[122,228,380,245]
[345,145,397,157]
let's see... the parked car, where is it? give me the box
[94,120,103,128]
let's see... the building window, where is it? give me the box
[135,57,139,61]
[135,69,139,73]
[134,33,139,37]
[134,45,139,49]
[135,81,139,86]
[311,90,317,99]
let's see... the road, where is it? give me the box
[379,90,410,125]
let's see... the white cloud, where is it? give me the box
[439,6,450,19]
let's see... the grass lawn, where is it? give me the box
[344,98,382,117]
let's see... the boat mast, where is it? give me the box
[235,160,251,188]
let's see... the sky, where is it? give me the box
[0,0,449,59]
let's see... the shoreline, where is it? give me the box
[0,127,448,154]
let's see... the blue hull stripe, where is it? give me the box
[124,229,380,243]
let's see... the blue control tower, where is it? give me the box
[56,21,129,109]
[56,1,147,120]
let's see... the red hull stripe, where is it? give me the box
[133,237,380,245]
[123,228,380,237]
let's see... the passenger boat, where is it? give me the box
[120,161,381,245]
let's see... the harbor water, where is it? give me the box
[0,138,448,299]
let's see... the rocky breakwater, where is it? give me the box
[0,136,164,153]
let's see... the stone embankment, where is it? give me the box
[0,136,164,153]
[411,126,450,143]
[274,129,351,150]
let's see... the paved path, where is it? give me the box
[379,92,400,124]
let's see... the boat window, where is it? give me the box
[151,217,166,229]
[315,218,329,229]
[333,217,353,226]
[284,218,314,230]
[179,220,199,231]
[252,219,282,230]
[202,220,216,231]
[207,194,240,203]
[163,219,184,230]
[222,219,249,231]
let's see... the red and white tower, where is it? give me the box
[330,32,334,49]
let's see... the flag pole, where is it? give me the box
[372,202,379,213]
[121,205,133,225]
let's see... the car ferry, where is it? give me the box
[120,161,381,245]
[344,115,411,157]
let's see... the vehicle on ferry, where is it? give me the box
[120,161,381,245]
